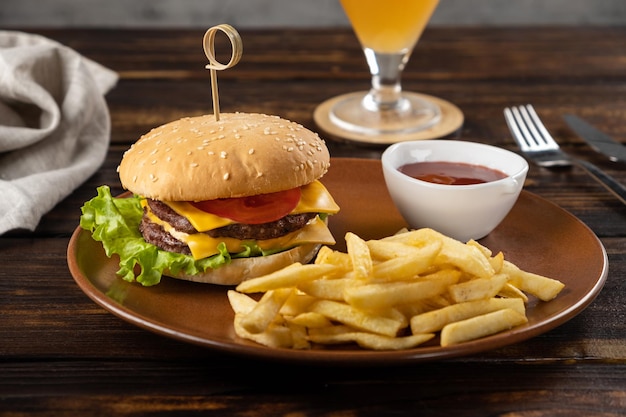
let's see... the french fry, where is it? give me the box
[238,288,293,334]
[379,227,437,246]
[236,263,337,293]
[306,324,354,336]
[228,291,295,347]
[367,238,440,261]
[346,232,373,279]
[370,240,442,281]
[448,273,510,303]
[314,245,352,271]
[286,312,333,328]
[279,291,317,316]
[435,241,495,279]
[233,314,294,348]
[297,277,354,301]
[440,308,528,346]
[286,322,310,349]
[488,251,504,273]
[308,329,435,350]
[379,306,409,329]
[344,270,461,311]
[502,260,565,301]
[227,290,258,315]
[309,299,404,337]
[466,239,492,257]
[396,294,452,318]
[497,282,529,302]
[410,297,525,333]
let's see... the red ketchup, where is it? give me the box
[398,161,507,185]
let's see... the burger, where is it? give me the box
[80,112,340,286]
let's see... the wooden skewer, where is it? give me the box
[203,24,243,121]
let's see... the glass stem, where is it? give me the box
[362,48,411,112]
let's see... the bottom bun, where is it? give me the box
[165,243,322,286]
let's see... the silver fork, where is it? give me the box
[504,104,571,168]
[504,104,626,204]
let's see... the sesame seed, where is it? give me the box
[151,160,157,165]
[190,162,199,168]
[132,175,137,182]
[248,148,255,155]
[149,174,158,182]
[220,151,228,159]
[223,172,230,180]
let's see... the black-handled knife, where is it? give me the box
[563,114,626,163]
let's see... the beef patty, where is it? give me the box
[141,199,318,255]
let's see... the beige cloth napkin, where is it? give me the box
[0,31,118,234]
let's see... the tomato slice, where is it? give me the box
[190,187,302,224]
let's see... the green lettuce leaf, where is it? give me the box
[80,186,234,286]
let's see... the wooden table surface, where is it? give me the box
[2,27,626,416]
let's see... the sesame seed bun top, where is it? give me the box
[118,113,331,201]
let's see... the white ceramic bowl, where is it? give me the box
[381,140,529,242]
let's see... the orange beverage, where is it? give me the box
[340,0,440,53]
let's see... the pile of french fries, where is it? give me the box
[227,228,565,350]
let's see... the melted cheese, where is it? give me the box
[163,201,233,232]
[293,180,340,215]
[146,209,336,260]
[163,180,339,233]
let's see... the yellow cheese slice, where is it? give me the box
[293,180,340,215]
[163,201,234,232]
[163,180,339,233]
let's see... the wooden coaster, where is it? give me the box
[314,92,464,145]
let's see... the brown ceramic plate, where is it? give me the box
[67,158,608,365]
